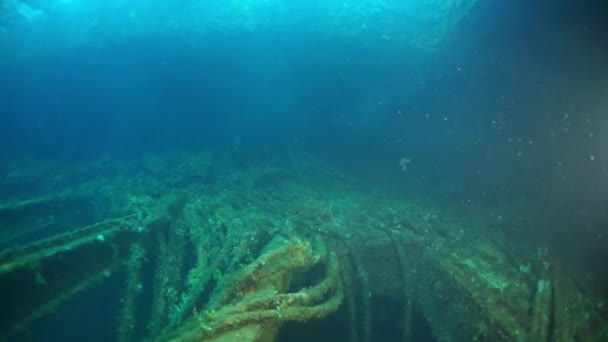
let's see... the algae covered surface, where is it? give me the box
[1,0,608,341]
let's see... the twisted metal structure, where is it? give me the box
[0,154,606,341]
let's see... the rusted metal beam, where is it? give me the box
[0,214,145,339]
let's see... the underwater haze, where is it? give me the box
[1,0,608,341]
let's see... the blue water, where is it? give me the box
[1,1,608,341]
